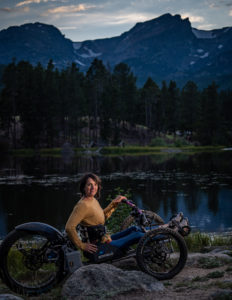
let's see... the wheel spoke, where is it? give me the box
[136,228,187,279]
[6,233,60,288]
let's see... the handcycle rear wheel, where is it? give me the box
[0,229,65,296]
[120,210,164,231]
[136,227,187,280]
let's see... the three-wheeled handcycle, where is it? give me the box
[0,199,190,296]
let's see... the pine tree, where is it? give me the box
[141,77,160,130]
[0,60,18,147]
[180,81,200,140]
[86,59,110,144]
[197,82,219,145]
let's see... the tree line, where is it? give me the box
[0,58,232,149]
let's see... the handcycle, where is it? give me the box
[0,199,190,296]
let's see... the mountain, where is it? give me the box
[0,22,76,69]
[0,14,232,88]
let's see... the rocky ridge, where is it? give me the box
[0,13,232,88]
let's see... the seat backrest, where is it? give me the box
[77,224,89,243]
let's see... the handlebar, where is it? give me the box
[121,199,149,226]
[121,199,135,207]
[121,199,141,212]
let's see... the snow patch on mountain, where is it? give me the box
[73,42,82,50]
[123,36,130,41]
[79,47,102,58]
[223,27,230,33]
[200,52,209,58]
[192,28,216,39]
[75,59,85,66]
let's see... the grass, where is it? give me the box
[175,281,193,288]
[206,271,225,279]
[185,232,232,252]
[8,145,226,156]
[99,145,225,155]
[192,275,209,282]
[210,292,232,300]
[191,271,224,283]
[9,147,84,156]
[198,257,222,269]
[209,280,232,289]
[197,257,231,269]
[163,281,173,286]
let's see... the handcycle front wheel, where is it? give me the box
[120,210,165,231]
[0,229,65,296]
[136,227,187,280]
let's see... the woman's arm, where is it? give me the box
[104,195,127,220]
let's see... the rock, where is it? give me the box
[209,289,232,299]
[186,252,232,267]
[0,295,23,300]
[112,257,138,271]
[62,263,164,299]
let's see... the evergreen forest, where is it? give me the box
[0,58,232,149]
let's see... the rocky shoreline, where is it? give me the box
[0,245,232,299]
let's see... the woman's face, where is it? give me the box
[84,177,98,198]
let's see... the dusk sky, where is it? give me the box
[0,0,232,41]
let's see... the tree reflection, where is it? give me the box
[0,152,232,235]
[207,186,219,215]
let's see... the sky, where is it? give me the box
[0,0,232,41]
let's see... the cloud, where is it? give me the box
[206,0,232,8]
[197,23,216,29]
[105,13,156,25]
[182,13,204,23]
[59,26,77,30]
[16,0,58,7]
[229,9,232,15]
[0,6,29,13]
[17,0,41,7]
[42,4,95,15]
[220,0,232,7]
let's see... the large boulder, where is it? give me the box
[62,263,164,299]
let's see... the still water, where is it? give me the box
[0,150,232,238]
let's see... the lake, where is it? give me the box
[0,150,232,238]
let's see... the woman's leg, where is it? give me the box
[111,226,138,240]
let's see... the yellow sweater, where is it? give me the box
[65,197,118,250]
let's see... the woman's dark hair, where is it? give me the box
[79,173,102,199]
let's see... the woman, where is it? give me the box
[65,173,127,253]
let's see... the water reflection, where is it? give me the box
[0,151,232,237]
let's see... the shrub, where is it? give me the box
[150,137,167,146]
[206,271,224,279]
[105,188,132,234]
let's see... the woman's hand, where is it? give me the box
[113,195,127,204]
[83,243,98,253]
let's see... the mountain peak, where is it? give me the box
[122,12,192,42]
[0,21,74,68]
[3,22,65,39]
[134,13,190,27]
